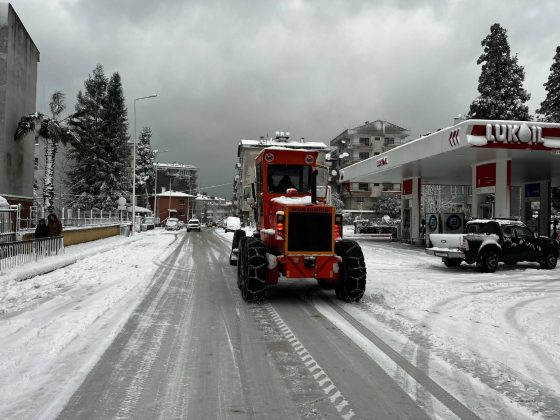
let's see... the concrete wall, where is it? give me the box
[22,224,121,246]
[0,4,39,202]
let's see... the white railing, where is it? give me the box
[0,236,64,271]
[20,207,129,230]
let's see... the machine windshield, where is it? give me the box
[267,165,311,193]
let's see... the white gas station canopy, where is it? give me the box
[340,119,560,186]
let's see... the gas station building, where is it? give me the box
[339,119,560,243]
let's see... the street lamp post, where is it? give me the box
[153,149,168,226]
[132,94,157,236]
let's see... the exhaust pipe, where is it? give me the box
[311,170,318,204]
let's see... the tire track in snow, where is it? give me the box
[264,302,356,420]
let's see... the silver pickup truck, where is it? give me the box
[425,232,469,266]
[426,219,559,272]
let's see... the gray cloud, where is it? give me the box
[10,0,560,198]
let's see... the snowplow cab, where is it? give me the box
[232,147,366,303]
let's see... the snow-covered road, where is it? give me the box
[0,228,558,419]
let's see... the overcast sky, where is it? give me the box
[10,0,560,198]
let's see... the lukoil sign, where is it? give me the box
[467,123,560,149]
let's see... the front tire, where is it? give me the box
[540,250,558,269]
[480,251,499,273]
[335,240,366,302]
[240,238,267,302]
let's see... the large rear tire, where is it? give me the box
[335,240,366,302]
[230,229,246,266]
[240,238,267,302]
[237,237,247,289]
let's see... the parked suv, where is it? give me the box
[186,218,201,232]
[426,219,559,272]
[165,217,181,231]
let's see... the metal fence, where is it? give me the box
[0,236,64,271]
[21,207,128,230]
[0,206,19,244]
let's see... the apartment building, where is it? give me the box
[329,120,410,211]
[0,3,40,218]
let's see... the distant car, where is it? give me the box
[165,217,181,231]
[224,216,241,233]
[186,218,201,232]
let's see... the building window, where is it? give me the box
[179,210,185,217]
[34,157,39,170]
[359,137,370,146]
[179,199,185,205]
[374,152,380,156]
[375,137,380,141]
[358,183,369,191]
[359,152,369,160]
[374,183,380,186]
[384,137,395,146]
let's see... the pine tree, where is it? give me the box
[98,72,130,210]
[537,46,560,122]
[67,65,110,209]
[135,126,155,209]
[468,23,531,120]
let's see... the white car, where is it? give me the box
[186,218,201,232]
[165,217,180,231]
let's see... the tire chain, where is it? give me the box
[335,240,366,302]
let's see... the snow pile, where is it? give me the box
[271,195,312,206]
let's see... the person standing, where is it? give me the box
[34,219,49,238]
[47,213,63,237]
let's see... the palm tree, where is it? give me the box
[15,91,77,214]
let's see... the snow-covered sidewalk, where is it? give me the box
[354,238,560,418]
[0,230,179,419]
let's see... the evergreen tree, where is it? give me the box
[68,64,127,210]
[537,46,560,122]
[99,72,130,210]
[135,126,155,209]
[468,23,531,120]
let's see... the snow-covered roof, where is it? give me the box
[154,162,198,170]
[240,139,328,149]
[126,205,153,214]
[156,191,196,198]
[468,219,523,226]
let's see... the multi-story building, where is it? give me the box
[329,120,410,211]
[153,190,194,223]
[194,193,232,224]
[234,133,330,225]
[0,3,40,218]
[146,162,198,208]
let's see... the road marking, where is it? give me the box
[264,303,356,420]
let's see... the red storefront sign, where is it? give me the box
[402,179,413,196]
[476,162,496,193]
